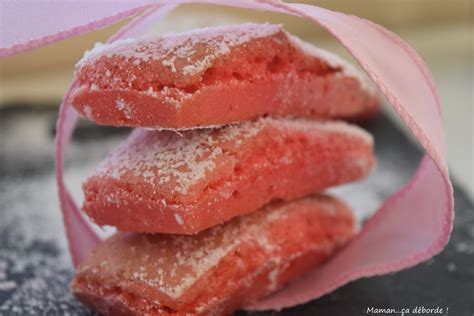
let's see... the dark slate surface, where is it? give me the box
[0,107,472,316]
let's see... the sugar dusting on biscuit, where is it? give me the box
[77,23,282,76]
[92,118,373,197]
[78,198,301,300]
[77,195,353,308]
[76,22,373,89]
[115,98,132,119]
[75,22,377,119]
[93,120,262,195]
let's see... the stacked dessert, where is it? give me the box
[70,23,378,315]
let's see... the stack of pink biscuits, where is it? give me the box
[70,23,378,315]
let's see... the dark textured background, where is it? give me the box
[0,107,472,315]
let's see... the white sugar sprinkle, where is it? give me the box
[447,262,456,272]
[82,106,93,120]
[455,242,474,254]
[76,22,376,109]
[146,86,158,97]
[93,120,261,195]
[92,117,372,198]
[0,161,110,314]
[115,98,132,119]
[77,23,282,77]
[0,281,17,291]
[82,198,309,301]
[174,213,184,225]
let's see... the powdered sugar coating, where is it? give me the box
[77,201,284,300]
[76,22,373,92]
[92,117,372,196]
[75,22,376,94]
[77,23,282,76]
[82,106,93,120]
[93,120,261,195]
[115,98,132,119]
[72,23,379,129]
[76,22,369,82]
[75,194,354,304]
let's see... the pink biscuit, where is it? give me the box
[72,194,355,316]
[83,117,375,234]
[71,23,379,129]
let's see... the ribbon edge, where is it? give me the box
[0,5,154,57]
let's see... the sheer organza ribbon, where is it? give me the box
[0,0,453,310]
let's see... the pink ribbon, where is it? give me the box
[0,0,453,310]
